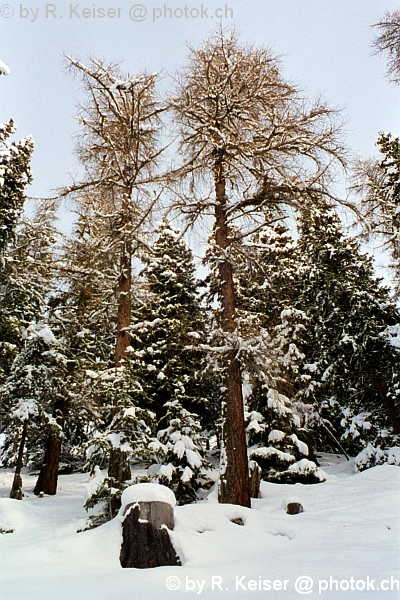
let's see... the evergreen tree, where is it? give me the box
[44,203,119,477]
[83,362,155,518]
[228,212,324,484]
[1,323,68,498]
[0,121,34,385]
[233,211,300,397]
[280,201,400,458]
[0,200,71,495]
[247,389,326,484]
[148,397,212,504]
[129,220,212,424]
[0,120,33,254]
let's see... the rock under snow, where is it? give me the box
[284,496,304,515]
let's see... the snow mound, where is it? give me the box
[120,483,176,511]
[0,498,32,533]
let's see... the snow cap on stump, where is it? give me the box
[120,483,176,514]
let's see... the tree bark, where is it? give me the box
[215,178,250,508]
[110,193,133,496]
[10,421,27,500]
[373,374,400,434]
[34,398,67,496]
[107,449,132,514]
[114,240,132,367]
[115,191,133,367]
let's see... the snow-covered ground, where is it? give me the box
[0,457,399,600]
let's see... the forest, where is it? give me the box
[1,14,400,528]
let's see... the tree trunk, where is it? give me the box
[215,178,250,508]
[373,374,400,434]
[10,421,27,500]
[115,199,132,367]
[34,398,67,496]
[110,193,133,496]
[107,449,132,514]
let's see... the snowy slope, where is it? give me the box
[0,459,399,600]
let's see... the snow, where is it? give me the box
[289,434,309,456]
[0,459,399,599]
[283,495,302,510]
[181,466,194,482]
[120,483,176,510]
[185,448,202,469]
[268,429,286,443]
[252,446,296,463]
[382,324,400,349]
[158,463,174,481]
[0,59,10,76]
[288,458,326,481]
[24,322,57,345]
[12,398,38,420]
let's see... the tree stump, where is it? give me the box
[120,500,181,568]
[10,474,23,500]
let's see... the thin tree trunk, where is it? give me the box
[10,421,28,500]
[215,178,250,508]
[115,190,133,367]
[115,240,132,367]
[110,193,133,496]
[373,374,400,434]
[34,398,67,496]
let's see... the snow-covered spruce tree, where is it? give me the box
[280,201,400,459]
[63,57,165,490]
[234,210,299,335]
[3,198,117,495]
[148,397,211,504]
[1,323,68,499]
[128,220,212,424]
[83,364,155,519]
[0,121,34,384]
[0,201,63,492]
[232,209,302,398]
[0,120,33,254]
[246,389,325,484]
[170,29,346,506]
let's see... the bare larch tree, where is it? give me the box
[63,57,164,486]
[170,30,346,507]
[373,9,400,84]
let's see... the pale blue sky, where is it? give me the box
[1,0,399,208]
